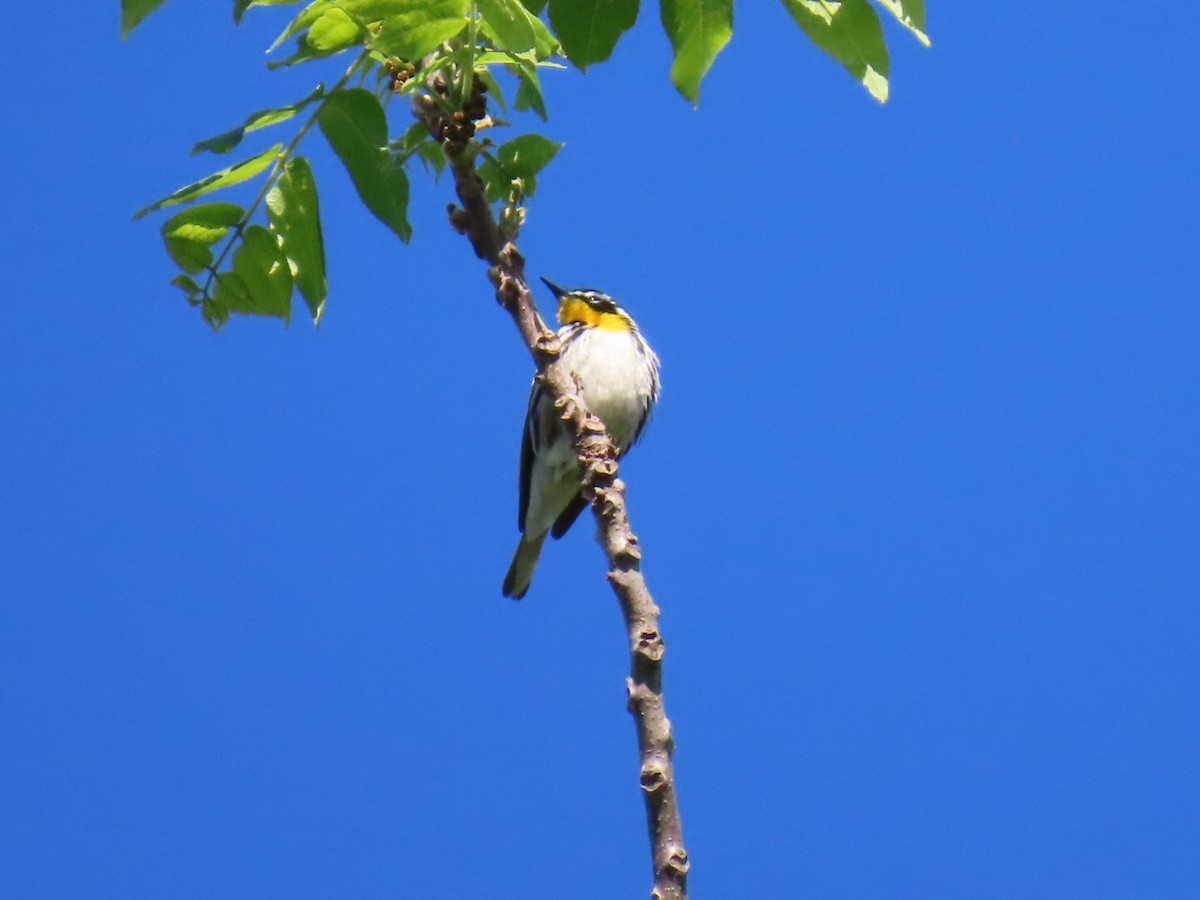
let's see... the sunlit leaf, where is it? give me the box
[307,7,363,52]
[134,145,282,219]
[524,7,562,57]
[660,0,731,103]
[267,35,338,69]
[372,0,470,59]
[873,0,929,46]
[161,202,244,273]
[477,0,537,52]
[781,0,889,102]
[161,202,245,244]
[269,0,333,52]
[266,157,328,323]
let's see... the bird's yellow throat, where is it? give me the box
[558,298,633,332]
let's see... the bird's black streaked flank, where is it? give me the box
[502,278,660,599]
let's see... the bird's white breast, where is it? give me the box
[563,326,658,451]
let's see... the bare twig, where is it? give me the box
[416,79,689,900]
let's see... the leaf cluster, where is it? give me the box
[123,0,928,327]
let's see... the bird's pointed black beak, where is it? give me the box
[540,277,567,299]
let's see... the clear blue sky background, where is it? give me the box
[2,4,1197,898]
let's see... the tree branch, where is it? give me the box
[416,83,689,900]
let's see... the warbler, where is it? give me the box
[502,278,661,599]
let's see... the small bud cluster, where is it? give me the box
[464,77,488,120]
[384,58,418,94]
[439,78,489,150]
[442,109,476,145]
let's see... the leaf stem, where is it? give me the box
[201,50,372,304]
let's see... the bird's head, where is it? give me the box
[542,277,636,332]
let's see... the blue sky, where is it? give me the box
[2,4,1198,897]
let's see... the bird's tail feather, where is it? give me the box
[502,532,547,599]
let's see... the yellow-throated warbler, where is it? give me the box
[502,278,660,599]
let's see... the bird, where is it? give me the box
[502,278,661,599]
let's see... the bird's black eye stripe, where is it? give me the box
[576,292,618,314]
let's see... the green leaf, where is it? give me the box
[318,89,412,241]
[234,0,303,24]
[477,0,538,52]
[212,271,252,318]
[307,7,363,51]
[134,145,282,219]
[161,202,244,273]
[203,299,232,329]
[521,0,549,13]
[660,0,732,103]
[268,35,337,69]
[400,121,428,150]
[781,0,889,103]
[473,67,508,112]
[549,0,639,69]
[873,0,929,46]
[398,122,448,176]
[233,225,294,320]
[192,88,324,155]
[266,157,328,323]
[415,140,448,176]
[269,0,333,52]
[498,133,561,182]
[510,52,548,120]
[339,0,461,18]
[480,133,562,201]
[162,202,245,244]
[165,237,213,274]
[121,0,169,38]
[372,0,470,58]
[169,273,204,305]
[192,127,249,157]
[477,157,505,203]
[526,10,562,57]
